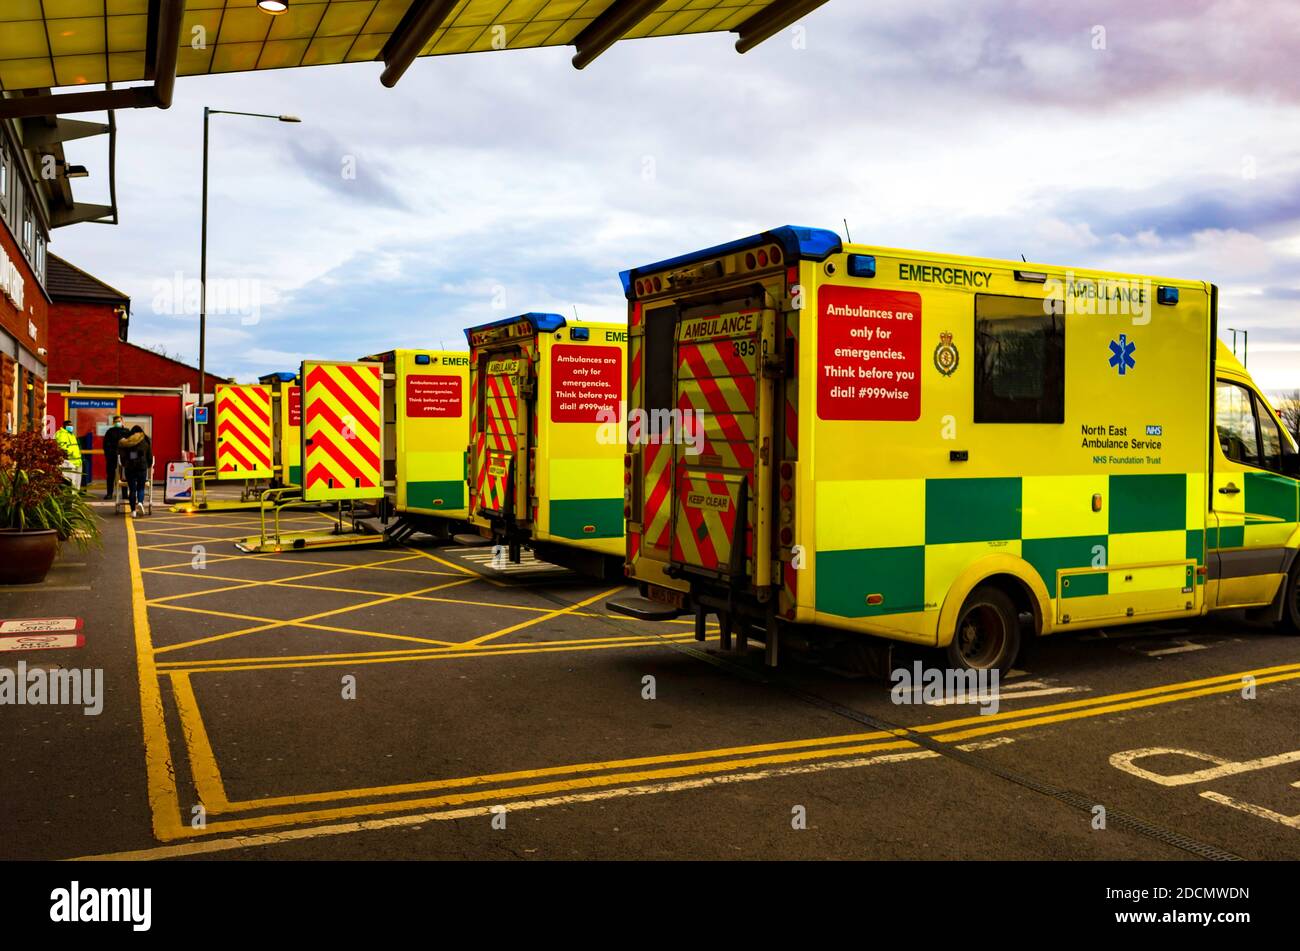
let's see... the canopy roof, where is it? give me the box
[0,1,823,106]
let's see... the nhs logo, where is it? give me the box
[1145,424,1163,436]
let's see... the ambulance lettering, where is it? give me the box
[687,492,731,511]
[679,312,756,340]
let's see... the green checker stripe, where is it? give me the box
[1244,471,1298,523]
[1209,524,1245,550]
[816,546,925,617]
[549,498,624,539]
[1022,535,1108,599]
[1109,473,1185,534]
[1185,529,1206,584]
[407,479,465,511]
[925,477,1021,545]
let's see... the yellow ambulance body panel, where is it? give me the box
[464,313,628,563]
[359,350,471,520]
[617,226,1300,667]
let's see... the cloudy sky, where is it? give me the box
[51,0,1300,395]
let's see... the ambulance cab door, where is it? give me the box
[1210,378,1300,607]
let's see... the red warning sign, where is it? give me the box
[406,375,463,418]
[551,345,622,423]
[288,385,302,427]
[817,286,922,421]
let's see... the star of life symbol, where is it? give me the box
[1108,333,1136,375]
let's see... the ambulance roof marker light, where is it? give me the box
[415,354,432,365]
[1157,286,1179,305]
[1015,270,1048,283]
[619,226,841,299]
[570,326,590,341]
[847,254,876,278]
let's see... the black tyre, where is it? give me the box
[946,585,1021,673]
[1276,559,1300,635]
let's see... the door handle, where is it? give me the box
[1218,483,1241,495]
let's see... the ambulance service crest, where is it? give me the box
[933,332,959,376]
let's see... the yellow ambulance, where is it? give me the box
[463,313,628,577]
[359,349,472,536]
[257,371,302,487]
[610,225,1300,671]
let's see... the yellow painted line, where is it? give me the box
[930,669,1300,744]
[146,566,674,621]
[156,630,703,673]
[144,554,425,605]
[160,632,717,674]
[462,586,625,647]
[159,658,1300,819]
[153,576,479,654]
[126,518,185,842]
[404,544,509,588]
[141,550,286,571]
[69,748,935,861]
[148,602,460,650]
[170,672,231,810]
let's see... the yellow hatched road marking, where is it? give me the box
[461,586,624,647]
[153,576,479,654]
[148,602,461,651]
[144,554,426,605]
[157,629,710,675]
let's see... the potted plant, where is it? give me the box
[0,430,101,585]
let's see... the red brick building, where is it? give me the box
[46,255,229,484]
[1,127,51,434]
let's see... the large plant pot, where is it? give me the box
[0,528,59,585]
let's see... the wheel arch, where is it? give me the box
[935,554,1052,648]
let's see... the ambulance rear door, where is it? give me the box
[474,347,533,522]
[669,289,776,585]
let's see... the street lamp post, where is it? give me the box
[198,107,301,461]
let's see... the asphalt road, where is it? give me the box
[2,504,1297,861]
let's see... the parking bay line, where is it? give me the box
[126,516,1300,851]
[161,659,1300,828]
[94,659,1300,852]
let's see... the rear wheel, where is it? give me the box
[946,585,1021,673]
[1276,559,1300,634]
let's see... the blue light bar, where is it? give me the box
[1157,286,1179,305]
[257,370,298,383]
[619,225,844,298]
[847,254,876,278]
[462,312,568,341]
